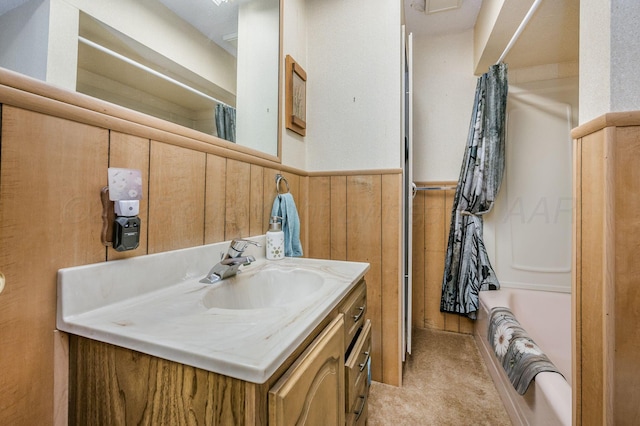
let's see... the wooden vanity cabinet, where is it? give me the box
[268,277,370,426]
[68,278,368,425]
[268,315,345,425]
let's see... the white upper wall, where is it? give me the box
[579,0,610,123]
[610,1,640,115]
[281,0,402,172]
[412,29,477,182]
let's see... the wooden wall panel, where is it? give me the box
[411,188,426,329]
[0,106,108,424]
[250,165,265,237]
[346,175,382,381]
[572,136,582,424]
[148,142,206,253]
[381,174,401,385]
[262,167,280,237]
[298,175,309,255]
[306,172,403,386]
[412,183,474,334]
[579,130,607,425]
[330,176,347,261]
[224,159,251,239]
[613,126,640,422]
[204,154,226,244]
[308,177,331,259]
[108,132,150,260]
[424,190,446,330]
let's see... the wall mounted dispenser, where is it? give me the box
[104,168,143,251]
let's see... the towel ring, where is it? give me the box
[276,174,290,194]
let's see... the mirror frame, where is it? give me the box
[0,0,284,164]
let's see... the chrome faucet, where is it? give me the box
[200,239,261,283]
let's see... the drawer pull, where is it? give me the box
[354,393,368,421]
[358,351,370,372]
[352,306,365,322]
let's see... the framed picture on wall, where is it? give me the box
[285,55,307,136]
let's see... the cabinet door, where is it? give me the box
[269,315,345,426]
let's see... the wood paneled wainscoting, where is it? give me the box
[0,69,403,425]
[306,173,403,387]
[411,182,474,334]
[572,112,640,425]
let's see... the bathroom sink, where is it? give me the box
[201,268,324,310]
[58,239,370,382]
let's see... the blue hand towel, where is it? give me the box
[271,193,303,257]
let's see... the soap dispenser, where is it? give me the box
[266,216,285,260]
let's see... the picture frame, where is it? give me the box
[285,55,307,136]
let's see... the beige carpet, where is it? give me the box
[368,328,512,425]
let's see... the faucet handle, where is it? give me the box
[228,238,261,257]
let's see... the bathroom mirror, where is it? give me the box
[0,0,281,159]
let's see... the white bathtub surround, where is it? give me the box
[57,236,369,383]
[475,288,571,426]
[484,77,576,295]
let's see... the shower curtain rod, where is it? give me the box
[78,36,233,109]
[496,0,543,64]
[413,185,457,191]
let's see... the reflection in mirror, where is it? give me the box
[0,0,280,158]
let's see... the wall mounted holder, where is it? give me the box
[101,168,143,251]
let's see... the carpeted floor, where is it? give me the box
[368,327,512,425]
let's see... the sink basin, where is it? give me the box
[202,268,324,310]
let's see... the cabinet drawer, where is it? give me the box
[345,319,371,411]
[340,279,367,352]
[346,364,369,426]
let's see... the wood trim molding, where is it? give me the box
[308,169,403,177]
[571,110,640,139]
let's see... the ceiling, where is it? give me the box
[404,0,483,37]
[3,0,579,74]
[403,0,579,72]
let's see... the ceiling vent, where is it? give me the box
[426,0,462,14]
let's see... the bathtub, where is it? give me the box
[474,288,572,426]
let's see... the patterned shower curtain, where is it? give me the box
[440,63,508,320]
[215,104,236,143]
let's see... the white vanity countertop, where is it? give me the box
[57,237,369,383]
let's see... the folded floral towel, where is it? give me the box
[270,193,303,257]
[488,307,563,394]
